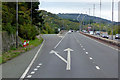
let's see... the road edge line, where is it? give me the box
[19,40,45,79]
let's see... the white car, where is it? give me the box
[89,31,94,35]
[68,30,71,34]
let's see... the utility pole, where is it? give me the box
[100,0,101,32]
[93,4,95,17]
[89,8,90,25]
[31,0,32,25]
[16,0,18,48]
[93,4,95,33]
[111,0,114,40]
[77,14,81,31]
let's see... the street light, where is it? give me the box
[16,0,18,48]
[31,0,32,24]
[111,0,114,40]
[77,13,87,31]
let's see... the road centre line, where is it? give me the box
[20,40,45,79]
[54,32,68,49]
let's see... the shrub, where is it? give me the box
[19,24,38,40]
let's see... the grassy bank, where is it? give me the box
[1,36,43,64]
[0,56,2,64]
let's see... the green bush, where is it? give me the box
[2,23,16,34]
[19,24,38,40]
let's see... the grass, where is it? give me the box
[0,56,2,64]
[1,36,43,64]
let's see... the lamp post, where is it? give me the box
[99,0,102,32]
[31,0,32,24]
[111,0,114,40]
[16,0,18,48]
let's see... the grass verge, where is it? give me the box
[0,56,2,64]
[1,36,43,64]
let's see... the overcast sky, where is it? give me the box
[39,0,120,22]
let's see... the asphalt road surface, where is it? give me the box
[21,32,118,78]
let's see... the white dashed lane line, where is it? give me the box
[86,52,88,55]
[27,75,32,78]
[26,63,43,78]
[30,71,35,75]
[73,33,103,71]
[34,68,38,71]
[96,66,101,70]
[83,48,85,50]
[89,57,93,60]
[36,66,40,68]
[39,63,42,66]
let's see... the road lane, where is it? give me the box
[24,32,117,78]
[73,32,118,78]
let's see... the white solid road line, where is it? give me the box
[96,66,100,70]
[54,32,68,49]
[20,40,45,79]
[79,33,119,51]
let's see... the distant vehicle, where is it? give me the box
[95,31,100,35]
[89,31,94,35]
[71,30,74,32]
[82,30,87,33]
[101,34,109,39]
[68,30,71,34]
[115,34,120,39]
[76,31,79,33]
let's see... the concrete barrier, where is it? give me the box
[80,32,120,47]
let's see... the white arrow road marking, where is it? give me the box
[64,48,74,70]
[50,50,67,63]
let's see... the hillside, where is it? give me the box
[40,10,80,33]
[57,13,113,24]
